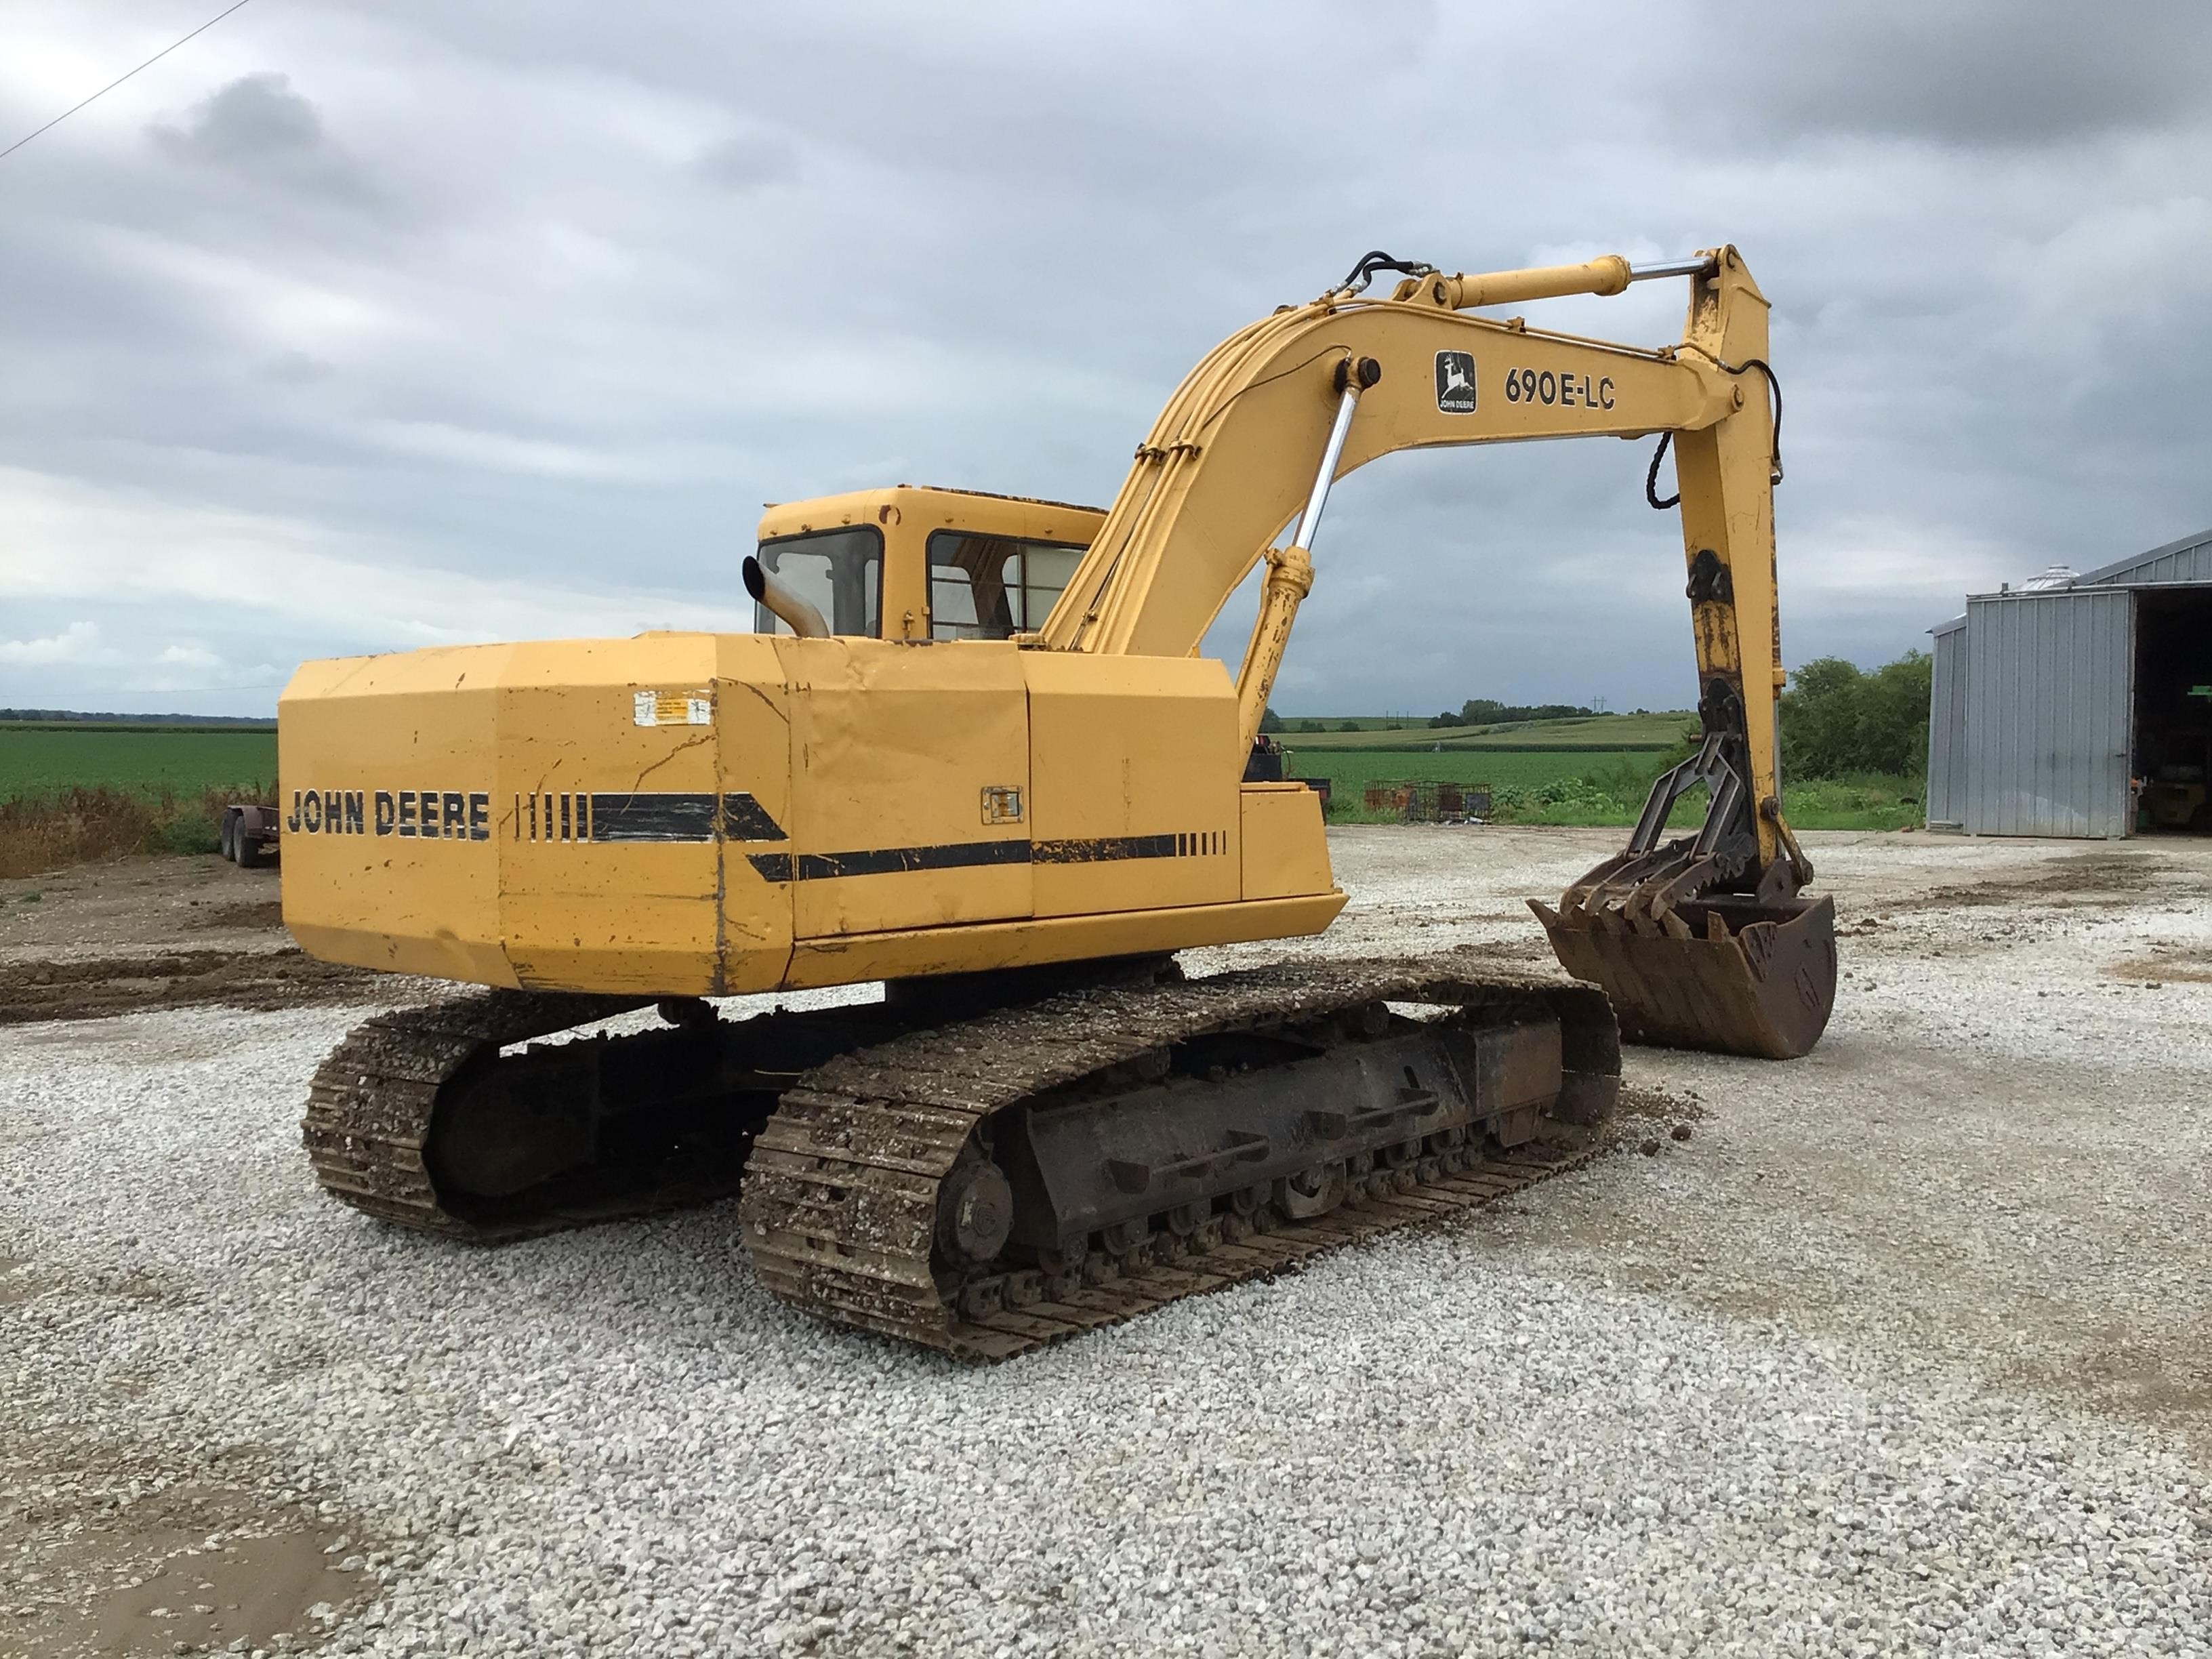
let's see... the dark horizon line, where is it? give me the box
[1,708,276,727]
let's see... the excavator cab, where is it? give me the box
[750,487,1103,643]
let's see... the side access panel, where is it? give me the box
[1024,652,1241,918]
[1240,782,1334,901]
[496,636,747,995]
[778,637,1033,938]
[714,634,801,991]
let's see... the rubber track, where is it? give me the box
[303,989,657,1242]
[741,957,1615,1361]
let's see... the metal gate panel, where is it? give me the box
[1926,618,1968,827]
[1963,590,2132,837]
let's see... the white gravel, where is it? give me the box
[4,829,2209,1658]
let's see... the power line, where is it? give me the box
[0,0,257,165]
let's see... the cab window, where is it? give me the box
[754,527,882,637]
[927,533,1086,640]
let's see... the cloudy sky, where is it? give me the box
[3,1,2208,717]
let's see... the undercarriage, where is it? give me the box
[304,956,1618,1357]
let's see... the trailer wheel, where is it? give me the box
[219,811,237,861]
[235,824,264,871]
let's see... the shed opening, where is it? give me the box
[2133,588,2212,833]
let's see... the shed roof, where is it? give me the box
[2076,525,2212,588]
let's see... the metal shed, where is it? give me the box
[1926,526,2212,838]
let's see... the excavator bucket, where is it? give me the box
[1531,891,1836,1061]
[1528,718,1840,1063]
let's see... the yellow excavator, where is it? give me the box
[281,245,1835,1357]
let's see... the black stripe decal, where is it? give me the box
[1032,834,1179,863]
[590,792,712,842]
[746,833,1197,882]
[718,794,787,841]
[584,792,787,844]
[796,839,1031,879]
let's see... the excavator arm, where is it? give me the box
[1044,245,1834,1059]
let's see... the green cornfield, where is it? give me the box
[0,725,278,798]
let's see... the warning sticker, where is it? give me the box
[633,691,713,726]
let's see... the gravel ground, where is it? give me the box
[3,827,2208,1658]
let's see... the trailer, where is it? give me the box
[218,803,279,869]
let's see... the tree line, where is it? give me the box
[1778,651,1930,781]
[1426,699,1600,729]
[1256,699,1601,734]
[1257,647,1933,782]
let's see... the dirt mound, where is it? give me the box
[0,948,398,1025]
[1905,851,2169,912]
[190,897,285,932]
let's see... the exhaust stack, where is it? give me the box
[743,555,830,639]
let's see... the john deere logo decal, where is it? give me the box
[1435,351,1477,414]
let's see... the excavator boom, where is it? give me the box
[1038,244,1832,1058]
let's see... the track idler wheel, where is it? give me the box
[938,1157,1015,1268]
[1532,890,1836,1060]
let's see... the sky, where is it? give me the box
[2,0,2208,717]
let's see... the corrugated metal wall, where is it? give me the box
[1963,589,2133,837]
[1925,619,1968,825]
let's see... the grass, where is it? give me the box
[1494,775,1923,831]
[1290,743,1925,832]
[1271,711,1689,752]
[1765,775,1925,832]
[1282,747,1650,798]
[0,724,277,796]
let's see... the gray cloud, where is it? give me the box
[1696,1,2212,147]
[0,0,2207,718]
[694,134,798,190]
[149,70,380,203]
[154,71,323,162]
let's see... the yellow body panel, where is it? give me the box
[783,892,1343,989]
[281,649,517,987]
[279,628,1345,995]
[1025,653,1240,918]
[497,635,730,995]
[1238,783,1334,901]
[779,637,1032,937]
